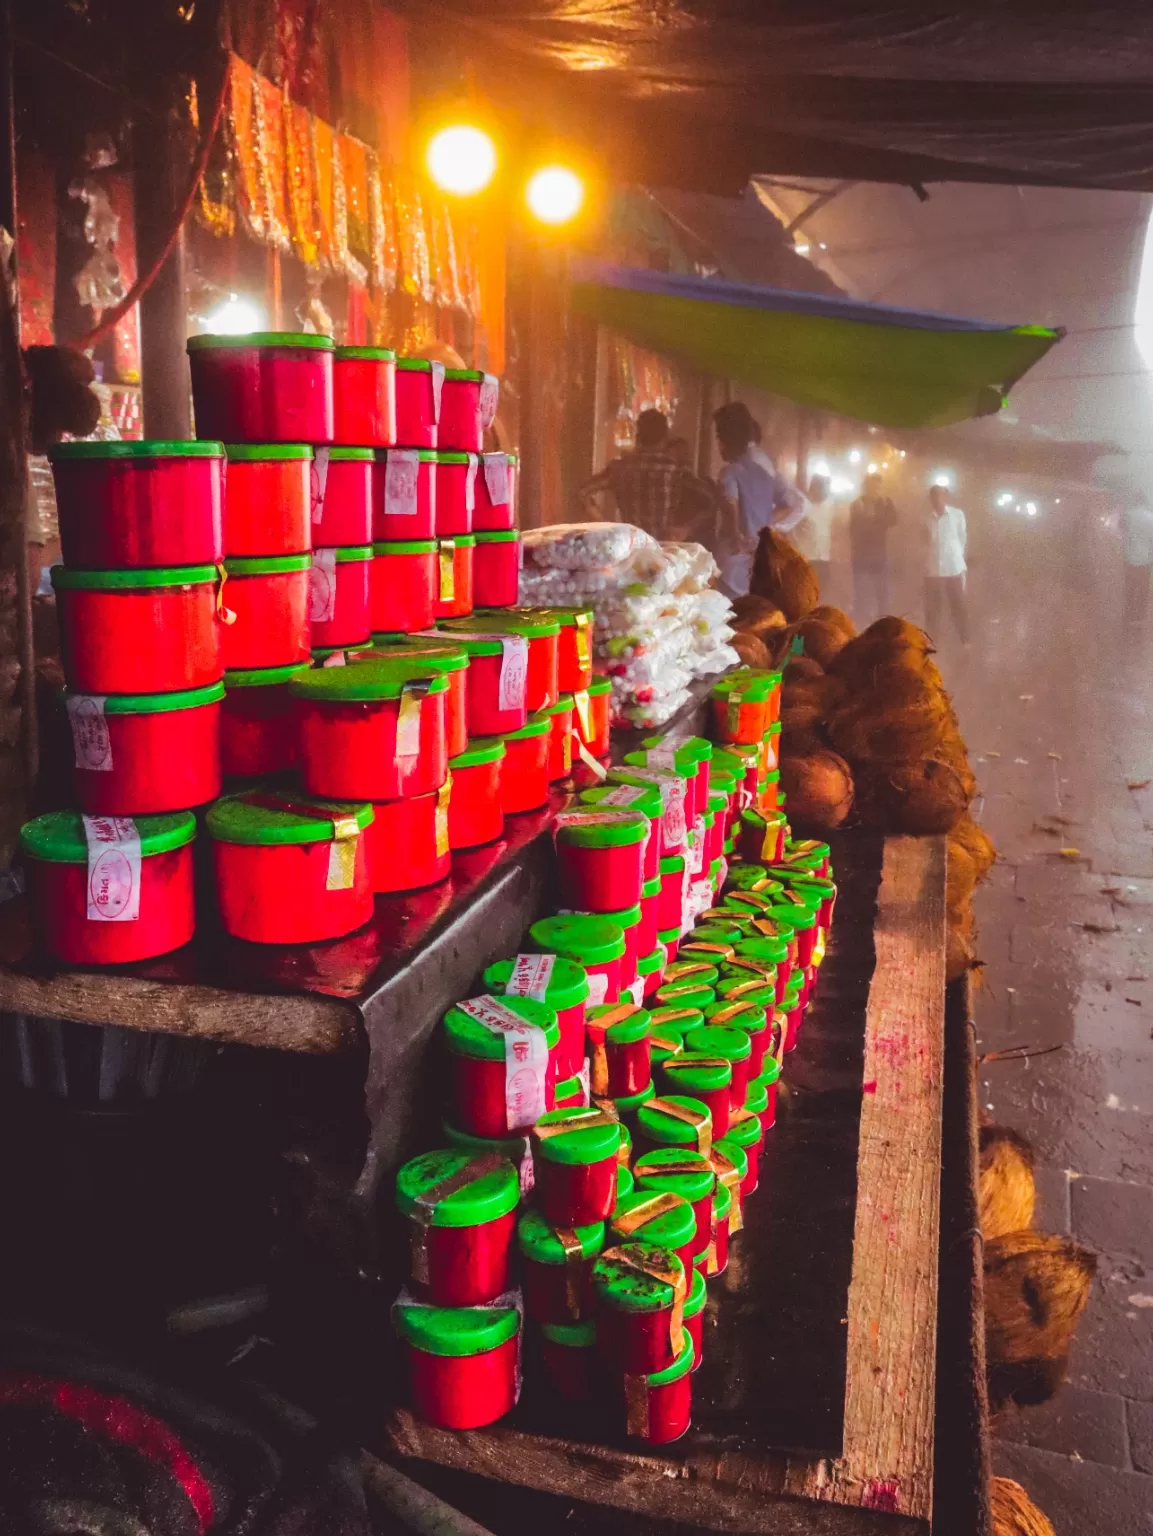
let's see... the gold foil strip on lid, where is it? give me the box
[650,1007,703,1027]
[649,1096,711,1155]
[709,1147,743,1234]
[613,1190,684,1235]
[726,957,776,979]
[408,1151,509,1285]
[602,1243,686,1356]
[531,1107,619,1142]
[680,941,736,960]
[710,999,762,1024]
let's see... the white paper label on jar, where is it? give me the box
[688,818,705,875]
[310,547,337,623]
[517,1137,535,1195]
[384,449,419,518]
[586,971,610,1007]
[465,454,478,512]
[498,634,529,712]
[663,779,687,848]
[395,688,423,760]
[67,694,112,772]
[577,1056,591,1104]
[599,785,644,808]
[505,952,556,1001]
[83,815,141,923]
[458,994,549,1130]
[483,453,510,506]
[429,362,445,422]
[478,373,500,431]
[627,977,645,1006]
[321,651,347,668]
[310,445,330,526]
[649,742,677,769]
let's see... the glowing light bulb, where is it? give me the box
[526,165,584,225]
[848,449,862,465]
[205,295,261,335]
[426,125,497,196]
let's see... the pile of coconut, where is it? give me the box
[733,529,995,981]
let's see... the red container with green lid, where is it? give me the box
[530,914,626,1009]
[21,809,196,965]
[67,683,223,815]
[517,1207,605,1324]
[440,367,498,453]
[49,439,225,568]
[445,993,560,1137]
[430,628,527,738]
[657,854,686,934]
[659,926,680,964]
[709,1180,733,1276]
[370,540,438,633]
[725,1104,765,1194]
[654,980,715,1014]
[724,861,781,893]
[498,715,550,813]
[639,874,662,954]
[782,972,805,1051]
[636,1093,713,1158]
[585,1001,651,1099]
[206,790,373,943]
[222,444,312,556]
[778,836,832,876]
[638,944,666,1001]
[221,663,308,776]
[711,670,781,745]
[584,675,612,757]
[394,357,443,449]
[442,610,559,712]
[664,959,720,991]
[434,535,475,619]
[393,1296,520,1430]
[290,657,448,801]
[309,545,371,649]
[657,1055,731,1141]
[473,530,521,608]
[579,783,662,881]
[760,901,817,970]
[312,446,374,546]
[709,1140,746,1237]
[704,998,770,1076]
[221,554,311,669]
[368,636,469,758]
[484,953,590,1080]
[761,767,782,812]
[443,1119,534,1196]
[396,1147,519,1306]
[615,1332,694,1443]
[749,1058,782,1131]
[435,450,478,536]
[543,693,574,782]
[593,1242,687,1375]
[447,738,505,849]
[474,451,516,531]
[373,448,437,540]
[775,870,837,931]
[638,734,712,822]
[682,1264,708,1373]
[684,1023,753,1104]
[365,781,452,893]
[739,805,786,865]
[763,718,782,771]
[554,806,649,914]
[610,1189,697,1279]
[52,565,223,695]
[555,1072,587,1109]
[187,331,334,444]
[333,345,396,446]
[633,1148,716,1259]
[534,606,593,694]
[539,1318,597,1402]
[531,1105,622,1227]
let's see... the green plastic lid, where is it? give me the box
[206,791,373,846]
[683,1264,707,1320]
[763,902,816,932]
[188,331,333,351]
[20,809,196,864]
[437,450,478,466]
[396,356,435,372]
[785,837,830,860]
[586,1002,651,1046]
[65,681,224,715]
[647,1334,695,1385]
[712,671,780,702]
[773,882,824,915]
[660,1053,732,1094]
[544,693,574,719]
[724,863,779,892]
[724,1106,765,1151]
[648,1005,705,1036]
[529,914,625,967]
[449,737,506,769]
[368,637,469,673]
[688,922,743,945]
[442,611,559,640]
[643,875,661,898]
[610,1082,656,1114]
[714,1180,733,1221]
[531,1105,622,1166]
[709,769,737,795]
[444,995,560,1062]
[483,955,590,1012]
[714,742,759,769]
[224,663,310,688]
[659,854,685,876]
[783,972,805,1002]
[517,1207,605,1264]
[663,961,719,990]
[289,656,449,703]
[224,443,313,461]
[555,1073,586,1103]
[734,934,792,964]
[715,978,777,1009]
[633,1148,715,1204]
[540,1318,596,1348]
[373,539,438,555]
[707,792,729,817]
[765,718,782,735]
[49,439,225,460]
[324,545,372,563]
[700,906,756,931]
[624,746,695,778]
[335,345,396,361]
[527,604,592,629]
[657,927,681,944]
[392,1299,519,1357]
[616,1163,635,1202]
[752,1056,782,1088]
[592,1243,685,1313]
[554,807,648,849]
[775,872,836,901]
[51,564,217,591]
[578,783,662,821]
[475,529,520,545]
[587,677,612,697]
[610,1192,696,1253]
[654,983,715,1012]
[763,768,781,785]
[442,1120,531,1163]
[684,1024,751,1064]
[501,714,551,741]
[445,534,476,548]
[639,733,713,766]
[712,1135,748,1183]
[445,367,485,382]
[224,553,311,576]
[636,1094,712,1148]
[703,999,768,1033]
[395,1148,519,1227]
[637,947,665,978]
[745,1080,769,1116]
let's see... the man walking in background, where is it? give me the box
[1120,499,1153,625]
[849,471,898,622]
[924,483,969,645]
[579,408,712,542]
[792,471,835,595]
[713,401,804,594]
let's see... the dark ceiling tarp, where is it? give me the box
[403,2,1153,192]
[568,259,1062,429]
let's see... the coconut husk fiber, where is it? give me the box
[783,655,825,686]
[947,841,978,918]
[951,812,997,880]
[984,1231,1096,1409]
[827,693,950,766]
[862,616,933,649]
[730,594,788,636]
[858,758,971,835]
[779,750,854,830]
[808,604,855,640]
[946,914,980,984]
[790,615,848,669]
[991,1478,1057,1536]
[828,635,936,692]
[749,528,820,621]
[979,1127,1036,1240]
[731,631,773,669]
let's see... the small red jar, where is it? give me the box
[49,440,225,568]
[750,1060,781,1131]
[659,1054,732,1143]
[539,1319,597,1402]
[220,663,308,777]
[368,636,469,759]
[586,902,641,990]
[683,1266,707,1373]
[518,1208,604,1324]
[708,1182,732,1276]
[68,683,224,815]
[530,913,626,1010]
[580,783,662,880]
[544,694,574,782]
[314,446,373,545]
[706,998,770,1078]
[290,657,448,801]
[499,715,550,813]
[619,1337,694,1443]
[370,540,438,633]
[585,1001,652,1100]
[435,451,477,535]
[434,536,474,619]
[221,554,311,670]
[394,358,443,450]
[365,782,452,893]
[610,1189,698,1280]
[484,954,590,1081]
[445,611,558,711]
[544,607,594,694]
[187,332,334,444]
[52,565,223,695]
[711,672,779,745]
[725,1106,765,1196]
[657,855,687,934]
[309,545,371,649]
[444,994,560,1137]
[393,1298,519,1430]
[373,448,437,541]
[473,452,516,531]
[447,738,505,849]
[593,1243,687,1375]
[440,368,498,453]
[332,345,396,446]
[739,807,786,865]
[638,946,666,1001]
[396,1147,519,1306]
[685,1023,753,1107]
[554,807,648,913]
[21,809,196,965]
[660,928,681,964]
[555,1073,587,1109]
[584,677,612,757]
[633,1149,716,1267]
[222,444,312,556]
[207,791,374,943]
[531,1105,622,1227]
[473,530,521,608]
[434,631,528,737]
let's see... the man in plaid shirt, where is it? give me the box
[580,409,715,540]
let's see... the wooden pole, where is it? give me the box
[133,103,191,439]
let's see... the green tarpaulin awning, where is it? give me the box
[569,259,1062,429]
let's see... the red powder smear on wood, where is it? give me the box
[862,1080,878,1094]
[873,1031,911,1067]
[863,1478,902,1512]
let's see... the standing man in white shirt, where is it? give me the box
[791,472,835,595]
[924,484,969,645]
[713,401,805,594]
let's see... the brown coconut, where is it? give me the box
[828,633,935,691]
[779,724,827,758]
[861,758,971,835]
[980,1127,1036,1240]
[808,604,855,640]
[730,594,787,635]
[861,616,933,650]
[783,655,825,686]
[778,751,854,830]
[934,731,978,799]
[984,1231,1096,1408]
[827,694,949,766]
[951,812,997,880]
[991,1478,1057,1536]
[792,615,848,669]
[731,631,773,670]
[782,673,847,722]
[749,528,820,621]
